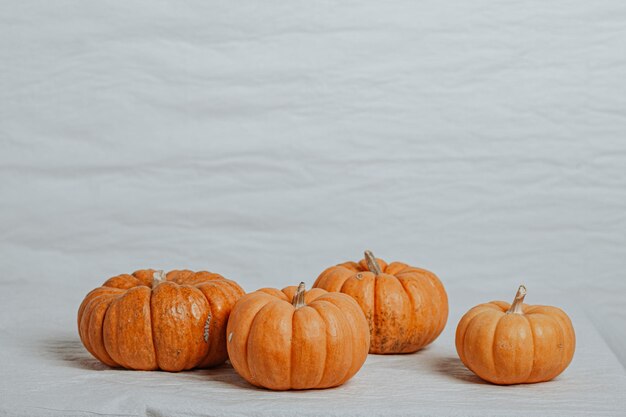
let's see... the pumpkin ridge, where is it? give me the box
[198,287,215,368]
[226,279,246,298]
[316,299,353,386]
[101,294,119,367]
[309,300,351,388]
[461,309,498,373]
[102,291,126,368]
[528,312,567,382]
[288,285,306,388]
[333,301,356,385]
[523,314,537,382]
[312,266,333,288]
[492,313,534,384]
[80,295,101,360]
[518,314,535,382]
[122,286,157,370]
[416,276,436,349]
[131,269,157,287]
[246,300,293,390]
[396,276,418,351]
[195,287,216,367]
[150,282,187,371]
[289,303,296,388]
[540,307,576,371]
[79,291,113,353]
[102,274,140,290]
[552,313,574,374]
[289,304,327,389]
[174,285,194,371]
[305,303,328,389]
[339,274,353,294]
[433,276,449,340]
[259,287,288,300]
[330,270,353,293]
[455,311,470,365]
[141,287,159,370]
[227,293,273,385]
[245,300,278,387]
[86,294,119,367]
[371,271,378,350]
[179,284,209,370]
[317,295,365,386]
[396,265,415,274]
[198,281,229,311]
[147,286,160,370]
[551,314,569,380]
[309,301,332,388]
[411,274,437,349]
[78,287,120,325]
[486,302,508,312]
[455,306,489,365]
[434,284,446,343]
[176,285,195,371]
[102,292,127,367]
[477,311,501,380]
[491,316,501,382]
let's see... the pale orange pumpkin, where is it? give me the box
[226,283,370,390]
[78,269,244,371]
[313,250,448,354]
[456,285,576,385]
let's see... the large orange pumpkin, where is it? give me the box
[78,269,244,371]
[313,250,448,354]
[226,282,370,390]
[456,285,576,385]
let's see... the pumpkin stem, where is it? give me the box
[153,270,166,286]
[507,285,527,314]
[364,250,382,275]
[292,282,307,309]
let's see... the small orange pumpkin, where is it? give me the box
[313,250,448,354]
[456,285,576,385]
[78,269,244,371]
[226,282,370,390]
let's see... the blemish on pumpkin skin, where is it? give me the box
[191,303,201,319]
[204,315,212,343]
[228,332,233,343]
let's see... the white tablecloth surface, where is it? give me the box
[1,281,624,417]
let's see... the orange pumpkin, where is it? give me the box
[226,282,370,390]
[313,250,448,354]
[78,269,244,371]
[456,285,576,385]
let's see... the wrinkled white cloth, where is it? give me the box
[1,0,626,415]
[0,283,625,417]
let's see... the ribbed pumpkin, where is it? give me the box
[227,283,370,390]
[456,285,576,385]
[313,250,448,354]
[78,269,244,371]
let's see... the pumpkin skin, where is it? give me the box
[455,286,576,385]
[226,283,370,390]
[77,269,244,371]
[313,251,448,354]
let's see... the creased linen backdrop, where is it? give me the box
[1,1,625,416]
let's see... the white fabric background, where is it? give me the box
[1,1,625,416]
